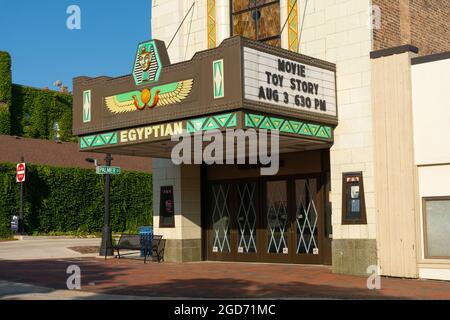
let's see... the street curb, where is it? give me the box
[14,235,102,240]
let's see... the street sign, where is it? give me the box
[16,162,26,183]
[96,166,121,175]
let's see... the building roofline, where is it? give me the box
[370,45,419,59]
[412,51,450,65]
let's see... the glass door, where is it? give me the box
[208,183,232,260]
[206,175,325,264]
[264,180,291,262]
[236,182,258,260]
[293,177,323,264]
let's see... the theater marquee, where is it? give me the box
[73,37,337,156]
[243,47,337,117]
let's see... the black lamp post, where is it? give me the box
[85,154,114,258]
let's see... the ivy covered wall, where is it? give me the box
[0,163,153,235]
[0,51,12,135]
[11,85,74,142]
[0,50,74,141]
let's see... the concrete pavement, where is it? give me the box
[1,239,449,300]
[0,280,154,300]
[0,238,102,260]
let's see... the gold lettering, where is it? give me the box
[144,126,152,139]
[120,122,185,144]
[128,129,137,141]
[173,122,183,135]
[136,127,144,140]
[164,124,173,136]
[120,130,128,143]
[153,125,160,138]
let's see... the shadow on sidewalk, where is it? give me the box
[0,258,445,300]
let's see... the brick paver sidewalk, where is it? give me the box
[0,258,449,299]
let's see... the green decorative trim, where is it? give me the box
[213,59,224,99]
[214,113,232,126]
[187,113,237,133]
[244,113,333,140]
[227,113,237,127]
[83,90,91,123]
[80,132,118,149]
[204,117,220,130]
[260,118,275,130]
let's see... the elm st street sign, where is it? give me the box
[96,166,121,175]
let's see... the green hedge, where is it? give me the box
[0,51,12,135]
[11,85,74,142]
[0,163,152,234]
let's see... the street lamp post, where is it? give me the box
[85,154,114,258]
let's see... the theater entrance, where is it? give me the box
[206,167,329,265]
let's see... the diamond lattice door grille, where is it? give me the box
[211,184,231,253]
[296,179,318,254]
[266,181,288,254]
[237,183,257,253]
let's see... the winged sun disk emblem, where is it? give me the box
[105,79,194,114]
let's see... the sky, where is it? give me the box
[0,0,152,91]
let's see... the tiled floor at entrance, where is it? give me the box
[0,258,449,299]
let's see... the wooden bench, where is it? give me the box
[113,234,165,263]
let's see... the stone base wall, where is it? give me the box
[332,239,377,276]
[163,239,202,262]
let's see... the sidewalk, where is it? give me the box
[0,238,101,260]
[0,280,154,300]
[0,258,449,299]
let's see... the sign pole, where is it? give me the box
[99,153,114,258]
[19,156,24,234]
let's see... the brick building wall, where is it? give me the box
[409,0,450,55]
[373,0,450,55]
[0,135,152,173]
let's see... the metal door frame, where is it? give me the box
[205,174,326,264]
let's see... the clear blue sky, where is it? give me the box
[0,0,152,91]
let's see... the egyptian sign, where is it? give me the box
[243,47,337,117]
[73,37,336,142]
[79,121,183,150]
[119,121,183,143]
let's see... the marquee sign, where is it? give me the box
[243,47,337,117]
[73,37,337,144]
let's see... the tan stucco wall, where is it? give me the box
[371,51,419,278]
[152,159,201,240]
[412,57,450,280]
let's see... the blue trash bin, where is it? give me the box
[139,226,153,257]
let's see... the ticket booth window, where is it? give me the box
[231,0,281,47]
[342,172,367,225]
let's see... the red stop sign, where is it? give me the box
[16,162,26,183]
